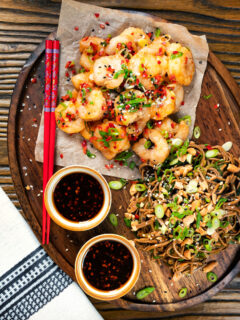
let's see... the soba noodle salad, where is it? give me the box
[125,141,240,279]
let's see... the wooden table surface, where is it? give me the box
[0,0,239,319]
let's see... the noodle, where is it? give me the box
[125,141,240,278]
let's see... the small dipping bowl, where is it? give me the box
[75,234,141,300]
[44,165,111,231]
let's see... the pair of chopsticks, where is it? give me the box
[42,39,60,245]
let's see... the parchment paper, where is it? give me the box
[35,0,209,179]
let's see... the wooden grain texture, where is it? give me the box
[1,0,240,319]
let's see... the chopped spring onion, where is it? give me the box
[109,180,123,190]
[178,115,191,126]
[155,28,161,37]
[169,158,179,166]
[124,218,131,227]
[86,149,96,159]
[135,184,146,192]
[205,149,219,158]
[186,154,193,164]
[203,214,211,223]
[207,227,215,235]
[211,209,225,219]
[155,204,165,218]
[186,228,194,237]
[211,217,220,229]
[207,272,218,283]
[171,138,183,147]
[203,239,213,250]
[203,94,212,100]
[170,52,183,60]
[136,287,155,299]
[193,126,201,139]
[128,161,136,170]
[186,180,198,193]
[109,213,118,227]
[222,141,232,152]
[178,287,187,298]
[144,140,152,149]
[160,224,167,234]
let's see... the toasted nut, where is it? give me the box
[203,261,218,273]
[183,249,192,260]
[183,214,195,227]
[227,164,240,173]
[181,238,193,247]
[129,184,137,196]
[187,148,197,156]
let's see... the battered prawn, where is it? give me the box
[121,27,151,51]
[150,84,184,121]
[114,89,149,126]
[90,120,130,160]
[93,55,127,89]
[77,87,106,121]
[155,117,189,141]
[79,36,106,71]
[167,43,195,86]
[71,72,94,90]
[126,114,151,138]
[106,27,150,56]
[132,128,170,163]
[55,100,84,134]
[128,39,169,90]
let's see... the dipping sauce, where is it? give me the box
[53,172,104,222]
[83,240,133,291]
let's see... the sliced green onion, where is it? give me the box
[120,178,128,186]
[128,161,136,170]
[196,211,202,229]
[115,150,133,161]
[155,204,165,219]
[205,149,219,158]
[135,184,146,192]
[222,141,232,152]
[178,115,191,126]
[186,180,198,193]
[170,52,183,60]
[178,287,187,298]
[171,138,183,147]
[220,220,229,228]
[207,272,217,283]
[186,154,192,164]
[193,126,201,139]
[169,158,179,166]
[109,213,118,227]
[211,209,225,219]
[136,287,155,299]
[144,140,152,149]
[146,120,154,129]
[212,217,220,229]
[86,149,96,159]
[160,224,167,235]
[215,198,227,210]
[203,239,213,250]
[203,214,211,223]
[203,94,212,100]
[155,28,161,37]
[186,228,194,237]
[109,180,123,190]
[124,218,131,228]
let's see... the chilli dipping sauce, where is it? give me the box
[53,172,104,222]
[83,240,133,291]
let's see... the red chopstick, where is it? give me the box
[46,40,60,245]
[42,39,53,245]
[42,39,60,245]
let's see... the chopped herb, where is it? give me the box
[203,94,212,100]
[170,52,183,59]
[155,28,161,37]
[124,218,131,227]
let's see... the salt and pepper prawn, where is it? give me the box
[56,27,195,163]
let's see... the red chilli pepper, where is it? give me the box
[206,145,213,150]
[100,24,105,29]
[94,13,100,18]
[135,214,139,220]
[105,164,110,170]
[60,153,63,159]
[81,140,87,154]
[74,26,79,31]
[31,77,37,83]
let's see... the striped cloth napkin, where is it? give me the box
[0,187,103,320]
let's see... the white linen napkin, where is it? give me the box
[0,187,103,320]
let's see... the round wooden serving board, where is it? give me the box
[8,30,240,312]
